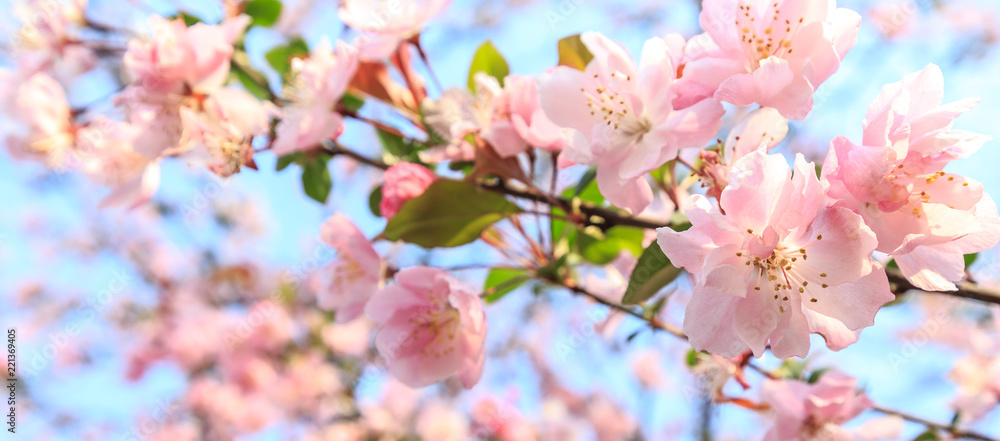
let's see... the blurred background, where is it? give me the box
[1,0,1000,439]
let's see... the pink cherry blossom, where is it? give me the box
[0,69,75,166]
[339,0,452,60]
[482,74,571,157]
[317,214,382,323]
[181,88,271,177]
[630,349,667,389]
[273,38,359,156]
[539,32,725,213]
[419,77,493,162]
[678,0,861,119]
[947,309,1000,421]
[822,64,1000,291]
[321,318,374,356]
[415,404,470,441]
[380,162,437,218]
[11,0,97,83]
[124,15,249,94]
[658,149,893,358]
[365,267,487,388]
[700,106,788,199]
[761,371,900,441]
[75,118,162,208]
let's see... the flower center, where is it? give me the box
[735,1,806,70]
[580,72,652,142]
[737,231,830,310]
[409,299,462,358]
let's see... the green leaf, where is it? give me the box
[341,92,365,112]
[579,226,644,265]
[964,253,978,267]
[265,37,310,76]
[383,180,523,248]
[886,259,899,270]
[557,34,593,70]
[685,349,700,367]
[775,359,807,380]
[806,368,830,384]
[376,129,410,158]
[537,254,569,280]
[484,268,529,303]
[177,11,203,26]
[467,40,509,90]
[275,152,305,171]
[912,429,940,441]
[369,185,383,217]
[622,243,682,304]
[244,0,283,27]
[301,157,332,203]
[234,67,271,101]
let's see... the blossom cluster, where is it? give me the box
[3,0,1000,439]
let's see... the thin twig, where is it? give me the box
[886,268,1000,306]
[555,278,998,441]
[871,405,995,441]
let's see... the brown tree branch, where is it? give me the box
[886,267,1000,305]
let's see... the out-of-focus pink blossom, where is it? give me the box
[415,403,470,441]
[339,0,452,60]
[472,398,538,441]
[182,88,270,177]
[867,3,916,39]
[12,0,96,82]
[658,149,893,358]
[380,162,437,218]
[630,349,667,389]
[823,64,1000,291]
[76,118,162,208]
[321,317,374,356]
[539,32,725,213]
[0,69,75,165]
[761,371,900,441]
[318,214,382,323]
[483,74,571,157]
[365,267,487,388]
[948,309,1000,421]
[124,15,249,94]
[273,38,359,156]
[679,0,860,119]
[585,394,637,441]
[187,379,277,432]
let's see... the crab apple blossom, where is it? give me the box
[76,118,162,208]
[0,69,74,165]
[317,214,383,323]
[539,32,725,213]
[11,0,97,82]
[699,106,789,199]
[482,74,571,157]
[761,371,902,441]
[822,64,1000,291]
[180,88,271,177]
[678,0,860,119]
[380,162,437,218]
[273,38,360,156]
[365,267,487,389]
[419,71,571,162]
[657,149,893,358]
[123,15,250,94]
[338,0,452,60]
